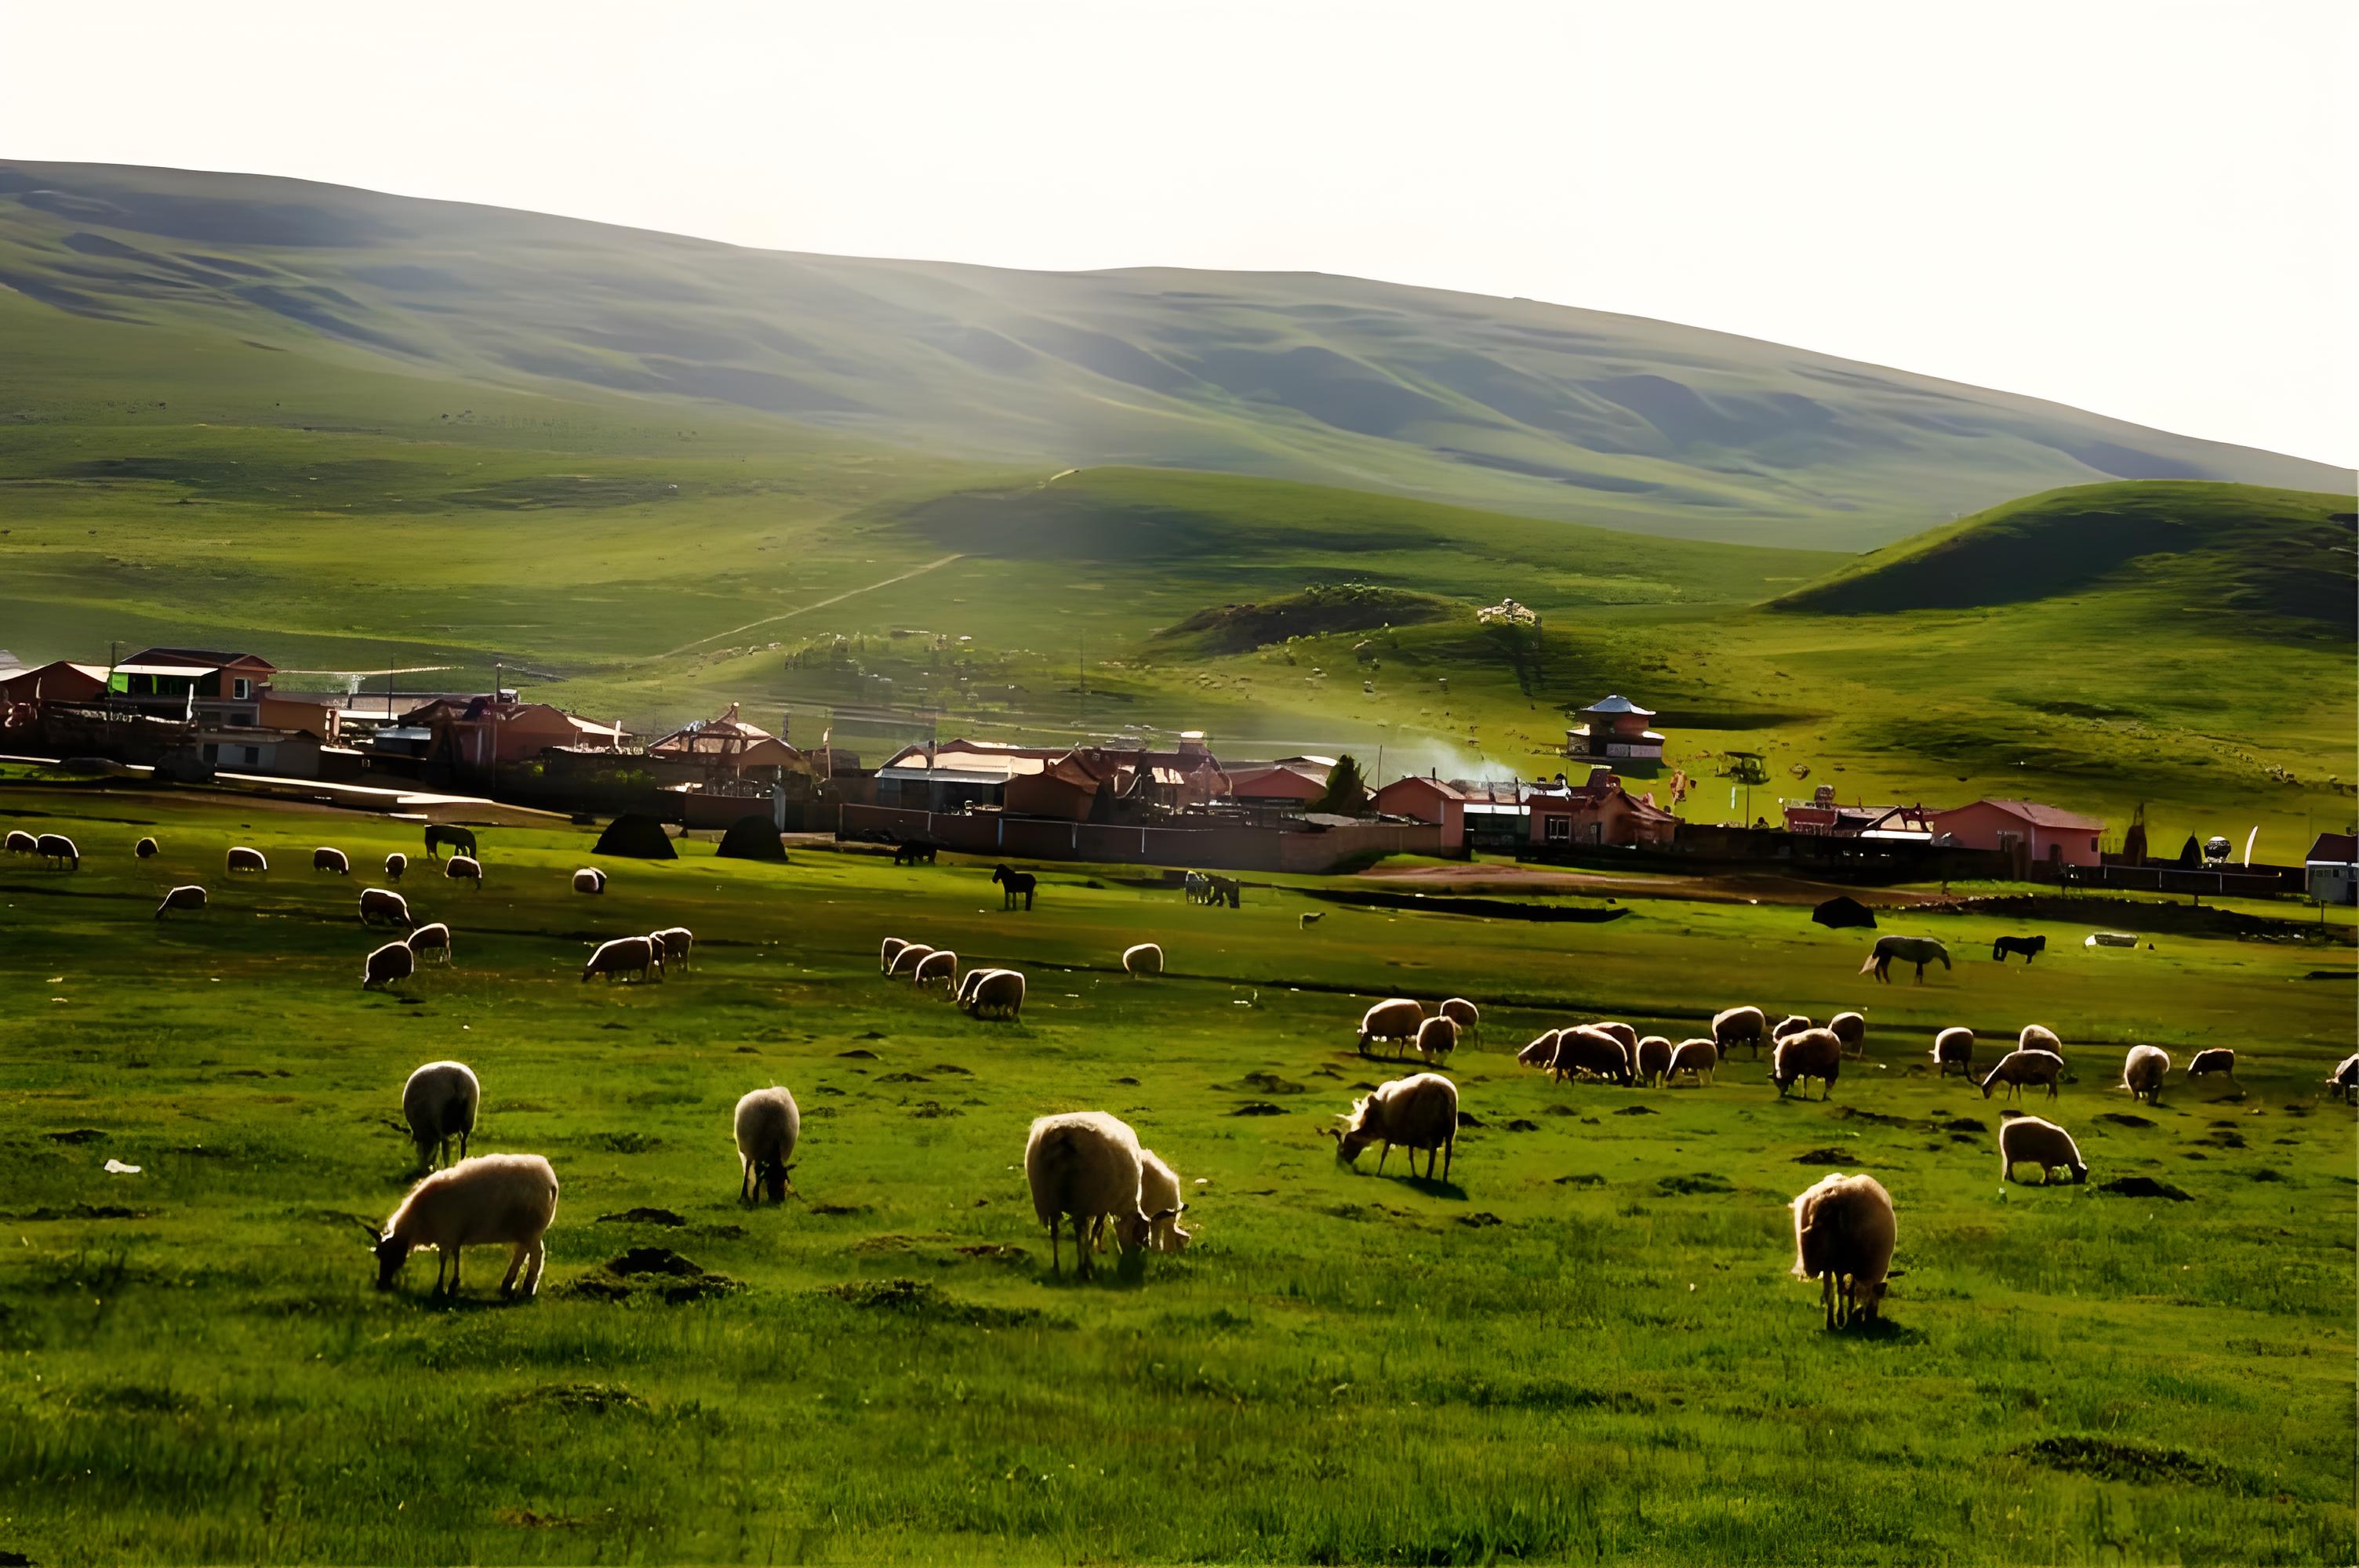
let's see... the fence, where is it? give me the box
[2052,859,2305,898]
[838,804,1444,873]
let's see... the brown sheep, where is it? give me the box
[1550,1026,1634,1087]
[1772,1028,1845,1100]
[1931,1027,1974,1078]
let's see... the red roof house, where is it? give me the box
[1528,768,1678,849]
[1929,798,2104,868]
[1371,775,1467,850]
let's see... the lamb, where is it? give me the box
[366,1152,558,1300]
[887,942,936,978]
[879,936,911,973]
[406,923,453,966]
[1932,1027,1975,1077]
[1772,1027,1845,1100]
[1025,1111,1167,1277]
[1439,997,1480,1038]
[1712,1005,1768,1059]
[226,845,267,873]
[2332,1054,2359,1105]
[1634,1035,1674,1086]
[154,884,208,918]
[581,936,661,983]
[2185,1047,2237,1089]
[1134,1149,1191,1252]
[1980,1048,2064,1101]
[445,854,485,889]
[911,949,958,990]
[4,830,33,854]
[1829,1011,1866,1058]
[313,847,349,875]
[1772,1014,1813,1041]
[402,1060,480,1171]
[1122,942,1165,977]
[1356,998,1425,1058]
[2018,1023,2065,1061]
[1515,1029,1561,1069]
[358,887,413,927]
[1550,1026,1634,1087]
[2121,1044,2170,1105]
[572,867,605,895]
[1790,1172,1899,1329]
[1666,1038,1719,1085]
[964,967,1026,1020]
[363,940,416,990]
[733,1086,801,1203]
[36,833,79,870]
[1330,1073,1459,1180]
[135,836,158,859]
[1997,1116,2087,1185]
[651,927,694,972]
[1299,912,1325,929]
[384,851,407,881]
[1414,1014,1459,1065]
[1590,1021,1638,1054]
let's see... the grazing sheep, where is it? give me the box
[1860,935,1950,984]
[363,940,416,990]
[2121,1044,2171,1105]
[733,1086,801,1203]
[1997,1116,2087,1185]
[406,923,453,966]
[1414,1014,1459,1065]
[1790,1172,1899,1329]
[1931,1027,1975,1078]
[4,830,34,854]
[581,936,661,983]
[384,851,406,882]
[358,887,413,927]
[1980,1049,2065,1101]
[2186,1047,2237,1090]
[1635,1035,1674,1086]
[1590,1021,1638,1054]
[314,847,350,875]
[1773,1028,1845,1100]
[650,927,694,972]
[887,942,936,978]
[1356,998,1426,1058]
[1299,912,1325,929]
[954,967,991,1009]
[1331,1073,1459,1181]
[2018,1024,2064,1061]
[1024,1111,1164,1278]
[36,833,79,870]
[1712,1005,1768,1059]
[226,845,267,874]
[1772,1014,1813,1041]
[1829,1011,1866,1058]
[1439,997,1480,1038]
[2332,1054,2359,1105]
[572,867,605,895]
[445,854,484,889]
[964,967,1026,1020]
[1122,942,1165,977]
[135,836,158,859]
[154,884,208,918]
[1666,1038,1719,1086]
[402,1060,480,1171]
[880,937,911,974]
[911,949,958,991]
[368,1152,558,1300]
[1550,1026,1634,1087]
[1515,1030,1561,1069]
[1134,1149,1191,1253]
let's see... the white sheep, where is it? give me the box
[964,968,1026,1019]
[445,854,484,889]
[1550,1026,1634,1087]
[572,867,605,895]
[1414,1014,1459,1065]
[734,1085,801,1203]
[1635,1035,1674,1086]
[363,940,416,990]
[2186,1048,2236,1089]
[1122,942,1165,977]
[1590,1021,1638,1054]
[582,936,661,983]
[1357,998,1425,1058]
[912,949,958,990]
[1773,1028,1845,1100]
[2018,1023,2064,1060]
[1790,1172,1899,1329]
[887,942,936,978]
[1135,1149,1190,1253]
[1712,1005,1768,1059]
[2121,1044,2170,1105]
[2332,1054,2359,1105]
[1439,997,1480,1038]
[406,923,453,966]
[1772,1014,1813,1042]
[154,884,207,919]
[226,845,267,873]
[1981,1048,2064,1101]
[880,936,911,973]
[1025,1111,1165,1278]
[651,926,694,972]
[367,1152,558,1300]
[313,846,349,875]
[1515,1029,1561,1068]
[402,1060,480,1171]
[384,851,407,881]
[35,833,78,870]
[1932,1027,1975,1078]
[359,887,413,927]
[1830,1011,1866,1058]
[1331,1073,1459,1180]
[1997,1116,2087,1185]
[1666,1038,1719,1085]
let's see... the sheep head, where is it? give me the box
[1332,1100,1378,1165]
[365,1225,408,1290]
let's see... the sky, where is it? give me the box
[5,0,2353,466]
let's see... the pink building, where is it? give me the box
[1929,798,2104,869]
[1370,775,1467,850]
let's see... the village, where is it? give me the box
[5,644,2348,903]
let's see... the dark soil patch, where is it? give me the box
[1456,1112,1485,1128]
[2018,1435,2231,1489]
[45,1129,105,1144]
[566,1248,743,1304]
[1944,1118,1987,1134]
[2098,1176,2193,1202]
[952,1243,1028,1263]
[1230,1102,1286,1116]
[1503,1119,1541,1133]
[2250,1167,2287,1182]
[909,1102,959,1119]
[2201,1128,2247,1149]
[597,1207,685,1228]
[1543,1105,1581,1117]
[1793,1148,1852,1165]
[1657,1174,1734,1195]
[1457,1211,1503,1228]
[929,1063,974,1076]
[878,1072,931,1083]
[1612,1105,1659,1116]
[2095,1113,2155,1129]
[494,1383,647,1416]
[1112,1076,1140,1086]
[5,1203,141,1221]
[810,1203,871,1217]
[1227,1070,1306,1095]
[1553,1172,1606,1187]
[838,1048,881,1060]
[822,1277,1045,1327]
[1834,1106,1933,1131]
[592,1132,660,1154]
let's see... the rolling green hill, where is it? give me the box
[2,160,2347,548]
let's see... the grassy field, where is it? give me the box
[1,783,2352,1565]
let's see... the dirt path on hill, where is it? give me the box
[651,553,966,662]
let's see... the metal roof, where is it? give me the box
[1582,694,1656,717]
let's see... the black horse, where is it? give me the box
[1993,935,2046,964]
[1203,874,1241,909]
[992,864,1037,910]
[424,824,478,860]
[893,840,940,866]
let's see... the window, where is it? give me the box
[242,746,260,768]
[232,677,252,700]
[1543,815,1569,843]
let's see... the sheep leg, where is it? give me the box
[434,1250,448,1294]
[1821,1274,1836,1330]
[501,1243,527,1296]
[1070,1216,1091,1279]
[1443,1138,1453,1182]
[1377,1143,1390,1176]
[741,1157,754,1204]
[1049,1221,1060,1276]
[458,1131,469,1161]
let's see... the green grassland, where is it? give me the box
[0,784,2353,1564]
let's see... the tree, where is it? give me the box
[1317,753,1370,816]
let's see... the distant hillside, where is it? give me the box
[1771,481,2357,635]
[2,161,2347,548]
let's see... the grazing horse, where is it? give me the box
[992,864,1037,911]
[1183,870,1210,904]
[892,839,939,866]
[1201,874,1241,909]
[424,824,478,861]
[1860,935,1950,985]
[1993,935,2046,964]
